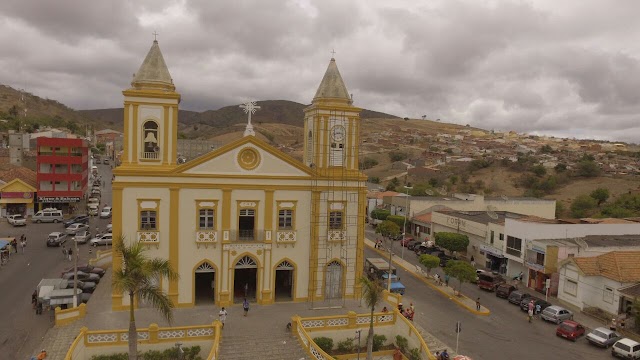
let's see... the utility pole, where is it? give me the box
[401,183,413,260]
[73,235,79,307]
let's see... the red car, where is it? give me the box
[556,320,586,341]
[400,236,414,247]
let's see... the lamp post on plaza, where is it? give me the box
[401,183,413,260]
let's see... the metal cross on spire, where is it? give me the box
[331,48,336,58]
[153,31,159,41]
[240,101,261,136]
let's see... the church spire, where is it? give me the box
[313,58,351,104]
[131,40,175,91]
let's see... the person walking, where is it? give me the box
[243,298,249,317]
[20,239,26,254]
[470,255,475,267]
[218,307,228,328]
[476,297,481,311]
[444,274,450,287]
[393,347,402,360]
[62,246,68,260]
[527,300,535,323]
[67,247,73,262]
[11,238,17,254]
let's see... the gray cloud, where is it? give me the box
[0,0,639,143]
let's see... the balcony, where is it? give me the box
[328,230,347,243]
[227,229,266,242]
[276,230,296,247]
[196,230,218,248]
[140,152,160,160]
[137,231,160,248]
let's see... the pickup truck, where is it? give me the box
[7,214,26,226]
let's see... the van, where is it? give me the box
[478,272,506,291]
[612,338,640,359]
[32,209,63,223]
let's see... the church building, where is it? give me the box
[111,40,367,309]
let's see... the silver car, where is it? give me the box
[541,305,573,324]
[73,230,92,244]
[89,233,112,247]
[586,327,621,348]
[62,271,101,284]
[65,223,89,235]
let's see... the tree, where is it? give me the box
[554,163,567,172]
[531,165,547,177]
[434,232,470,254]
[570,195,597,218]
[576,160,600,177]
[449,175,458,185]
[443,260,476,295]
[360,157,379,170]
[368,177,380,184]
[388,151,408,162]
[370,209,390,221]
[375,220,400,240]
[359,276,384,360]
[540,144,553,154]
[419,254,440,276]
[386,215,406,229]
[112,239,180,360]
[590,188,610,206]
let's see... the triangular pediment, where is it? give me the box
[174,136,315,178]
[0,178,37,193]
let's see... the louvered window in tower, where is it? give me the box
[330,142,344,166]
[306,131,313,165]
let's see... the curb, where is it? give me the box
[366,242,490,316]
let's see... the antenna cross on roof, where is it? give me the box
[153,31,159,41]
[331,48,336,58]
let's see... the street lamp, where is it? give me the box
[72,234,79,307]
[401,183,413,260]
[355,330,362,360]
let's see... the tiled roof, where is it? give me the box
[0,166,37,188]
[412,212,431,223]
[367,191,400,199]
[572,251,640,283]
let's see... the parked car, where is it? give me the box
[62,270,101,283]
[65,223,89,235]
[406,240,421,250]
[400,236,414,247]
[556,320,586,341]
[415,244,440,255]
[89,233,112,247]
[586,327,621,348]
[88,205,99,216]
[94,158,101,164]
[7,214,27,226]
[478,272,506,291]
[495,284,517,298]
[64,279,96,293]
[73,230,92,244]
[103,158,110,165]
[63,264,106,277]
[99,206,112,218]
[46,232,67,247]
[508,290,531,305]
[612,338,640,359]
[519,297,551,312]
[541,305,573,324]
[87,197,100,207]
[32,208,63,223]
[64,215,90,228]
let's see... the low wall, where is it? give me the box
[64,321,222,360]
[88,249,112,267]
[55,303,87,327]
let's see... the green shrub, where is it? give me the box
[372,334,387,351]
[90,346,202,360]
[314,337,334,353]
[395,335,409,353]
[409,347,421,360]
[337,337,354,352]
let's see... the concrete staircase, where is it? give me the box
[217,313,308,360]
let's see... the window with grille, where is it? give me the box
[140,210,157,230]
[329,211,343,229]
[506,236,522,257]
[278,209,293,229]
[199,209,215,229]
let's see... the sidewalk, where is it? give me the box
[365,238,490,316]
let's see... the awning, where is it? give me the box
[0,198,33,204]
[0,240,9,249]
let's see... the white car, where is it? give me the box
[73,230,92,244]
[88,205,99,216]
[7,214,26,226]
[65,223,89,235]
[100,206,112,218]
[89,233,113,247]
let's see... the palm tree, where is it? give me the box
[112,239,179,360]
[359,276,384,360]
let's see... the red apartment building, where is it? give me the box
[36,137,89,212]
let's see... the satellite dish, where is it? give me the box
[501,194,509,201]
[486,205,499,220]
[437,186,448,196]
[425,189,434,196]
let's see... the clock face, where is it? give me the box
[332,125,345,141]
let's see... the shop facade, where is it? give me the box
[0,179,37,218]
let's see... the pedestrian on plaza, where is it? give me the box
[444,274,450,287]
[68,248,73,262]
[393,347,402,360]
[610,318,617,331]
[434,351,440,359]
[382,306,388,313]
[527,300,534,323]
[36,301,43,315]
[535,303,541,318]
[32,290,37,309]
[62,246,68,259]
[243,298,249,317]
[470,255,475,267]
[37,349,47,359]
[21,239,26,253]
[476,297,481,311]
[440,349,449,359]
[11,238,17,254]
[244,283,249,297]
[398,303,404,313]
[410,302,415,313]
[218,307,228,328]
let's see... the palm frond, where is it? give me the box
[137,286,175,324]
[359,276,384,310]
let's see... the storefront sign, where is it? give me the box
[525,260,544,272]
[1,192,33,199]
[531,245,546,254]
[480,244,504,257]
[37,196,81,203]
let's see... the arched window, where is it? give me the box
[142,120,159,158]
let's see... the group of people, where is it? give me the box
[397,302,415,321]
[61,246,74,261]
[434,349,450,359]
[527,299,542,323]
[374,239,383,249]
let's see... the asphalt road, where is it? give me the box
[0,163,113,359]
[365,229,609,360]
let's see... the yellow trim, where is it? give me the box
[132,104,138,164]
[272,257,297,301]
[321,258,347,299]
[195,200,219,231]
[276,200,297,231]
[111,187,123,310]
[264,190,274,233]
[172,106,178,165]
[163,105,170,165]
[0,178,37,192]
[221,189,232,239]
[137,199,160,231]
[229,252,262,304]
[54,303,86,327]
[168,188,179,303]
[328,201,347,230]
[123,104,130,164]
[123,89,181,100]
[308,190,320,300]
[113,182,366,191]
[191,259,219,306]
[237,147,261,170]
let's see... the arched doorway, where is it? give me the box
[234,255,257,303]
[325,261,343,299]
[194,262,215,305]
[275,260,294,301]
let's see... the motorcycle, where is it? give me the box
[512,271,523,281]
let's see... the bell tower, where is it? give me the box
[121,40,180,168]
[303,58,361,175]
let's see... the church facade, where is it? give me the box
[111,40,367,309]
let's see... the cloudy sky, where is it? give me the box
[1,0,639,143]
